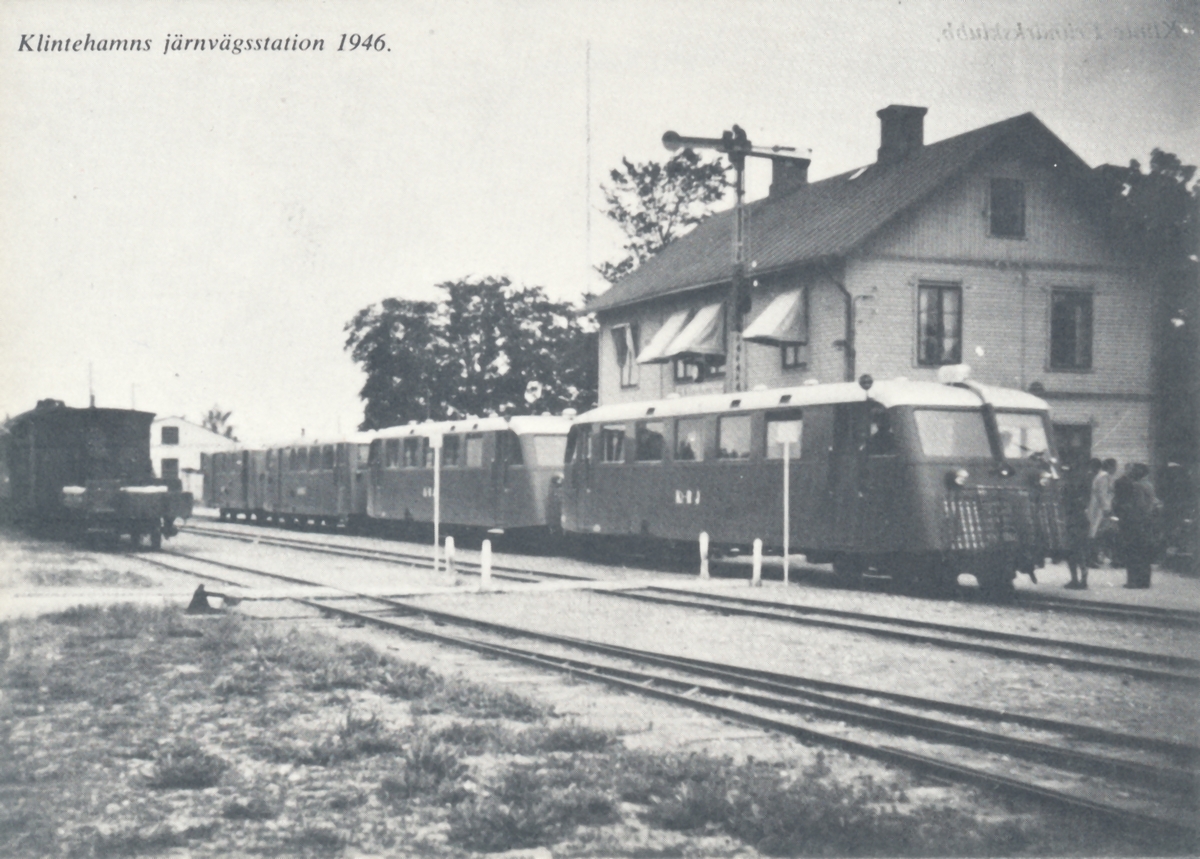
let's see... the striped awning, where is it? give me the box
[742,290,806,345]
[636,309,692,364]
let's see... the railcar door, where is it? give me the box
[833,403,869,548]
[491,430,523,526]
[563,425,591,532]
[860,403,906,550]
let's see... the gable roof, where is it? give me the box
[588,112,1093,313]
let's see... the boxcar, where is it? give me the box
[368,415,571,533]
[561,372,1066,593]
[6,399,192,547]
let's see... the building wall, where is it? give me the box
[593,151,1153,463]
[150,418,240,500]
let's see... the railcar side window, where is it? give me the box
[635,421,665,462]
[913,410,992,458]
[765,410,803,459]
[502,431,524,466]
[717,415,752,459]
[866,405,896,455]
[423,439,436,468]
[600,426,625,463]
[465,434,485,468]
[443,435,461,466]
[403,437,422,468]
[995,411,1051,460]
[336,445,348,467]
[567,427,590,463]
[385,439,401,468]
[357,444,371,466]
[322,445,335,469]
[675,418,705,462]
[310,446,321,471]
[531,435,567,467]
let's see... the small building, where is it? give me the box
[150,417,240,501]
[587,106,1154,468]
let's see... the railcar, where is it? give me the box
[203,434,375,529]
[561,370,1066,593]
[368,415,571,534]
[6,399,192,548]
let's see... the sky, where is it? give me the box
[1,0,1196,442]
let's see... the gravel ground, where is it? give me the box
[4,518,1197,856]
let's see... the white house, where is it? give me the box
[150,416,240,501]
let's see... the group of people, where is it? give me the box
[1064,458,1162,590]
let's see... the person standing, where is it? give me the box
[1063,462,1092,589]
[1113,463,1159,589]
[1087,458,1117,566]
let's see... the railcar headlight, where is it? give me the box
[946,469,969,488]
[1038,471,1052,487]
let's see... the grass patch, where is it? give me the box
[146,741,228,789]
[448,760,619,852]
[379,732,469,802]
[0,596,1153,859]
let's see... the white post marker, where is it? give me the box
[480,539,492,591]
[444,535,457,585]
[699,531,710,580]
[752,538,762,587]
[772,422,800,587]
[429,432,443,576]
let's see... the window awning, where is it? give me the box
[742,290,807,345]
[636,309,692,364]
[657,302,725,361]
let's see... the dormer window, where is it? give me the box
[989,178,1025,238]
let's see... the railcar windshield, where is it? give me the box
[995,411,1052,461]
[529,435,567,467]
[912,409,992,459]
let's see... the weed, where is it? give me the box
[447,762,618,853]
[420,678,545,721]
[223,796,278,820]
[213,660,278,697]
[516,722,615,754]
[379,662,442,699]
[147,741,228,789]
[430,721,510,754]
[379,733,468,802]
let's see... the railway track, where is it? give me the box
[180,521,1200,686]
[138,547,1199,848]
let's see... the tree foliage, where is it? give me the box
[201,406,236,440]
[345,277,597,430]
[1095,149,1198,563]
[597,149,731,284]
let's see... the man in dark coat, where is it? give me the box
[1112,463,1160,589]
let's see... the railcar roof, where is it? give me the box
[372,414,573,440]
[573,379,1048,424]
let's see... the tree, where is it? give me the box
[201,406,237,440]
[597,148,731,284]
[1095,149,1198,568]
[345,277,597,430]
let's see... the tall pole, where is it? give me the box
[730,152,746,393]
[783,440,790,585]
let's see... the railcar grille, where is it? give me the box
[943,486,1066,553]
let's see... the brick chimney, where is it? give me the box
[876,104,927,164]
[768,155,811,197]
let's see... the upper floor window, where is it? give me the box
[612,323,640,388]
[160,426,179,445]
[674,355,725,384]
[1050,290,1093,370]
[989,178,1025,238]
[917,282,962,366]
[781,344,807,370]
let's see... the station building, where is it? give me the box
[150,417,239,501]
[587,106,1155,469]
